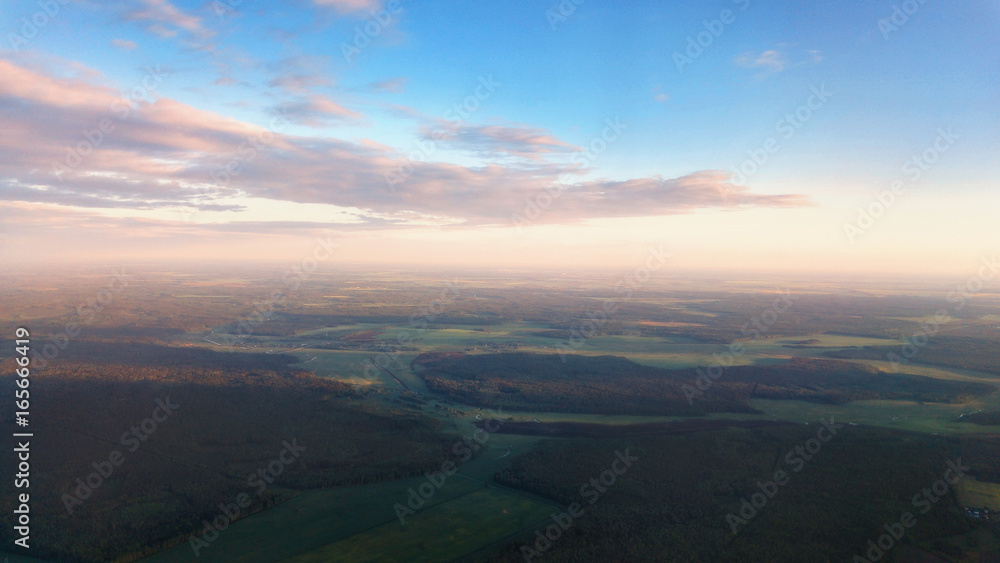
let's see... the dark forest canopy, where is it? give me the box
[413,352,994,416]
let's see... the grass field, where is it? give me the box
[143,419,550,563]
[857,360,1000,383]
[144,476,484,562]
[286,488,555,562]
[957,477,1000,511]
[289,350,429,392]
[291,350,390,385]
[750,397,1000,435]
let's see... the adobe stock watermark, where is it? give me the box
[560,117,628,184]
[887,254,997,371]
[852,459,969,562]
[209,108,291,187]
[190,439,306,557]
[212,0,245,20]
[62,397,180,514]
[7,0,72,51]
[545,0,586,30]
[363,281,460,378]
[673,0,751,73]
[342,0,404,63]
[211,237,339,346]
[33,270,129,371]
[844,127,958,243]
[384,75,500,191]
[521,449,638,561]
[683,290,796,404]
[183,108,291,222]
[947,255,999,312]
[878,0,929,40]
[555,245,670,360]
[727,418,843,535]
[511,117,627,231]
[383,78,500,190]
[729,84,833,186]
[394,408,503,524]
[53,66,167,178]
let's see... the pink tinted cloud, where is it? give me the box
[0,59,814,227]
[0,59,119,108]
[422,122,581,161]
[269,73,331,94]
[282,95,362,126]
[124,0,211,39]
[111,39,137,51]
[370,77,408,93]
[312,0,382,13]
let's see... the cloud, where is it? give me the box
[280,95,362,126]
[111,39,137,51]
[269,72,330,94]
[123,0,213,41]
[261,57,357,125]
[0,59,813,229]
[736,47,823,76]
[312,0,382,12]
[265,56,334,94]
[370,77,408,93]
[421,122,580,161]
[0,179,241,212]
[145,23,178,38]
[652,84,669,103]
[548,172,815,220]
[0,58,120,108]
[735,49,786,74]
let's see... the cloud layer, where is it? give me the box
[0,58,813,228]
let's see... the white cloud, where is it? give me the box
[111,39,137,51]
[735,49,787,74]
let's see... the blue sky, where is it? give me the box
[1,0,998,273]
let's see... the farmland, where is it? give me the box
[1,267,999,561]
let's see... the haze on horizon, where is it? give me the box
[1,0,998,277]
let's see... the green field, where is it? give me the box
[144,476,483,562]
[958,477,1000,511]
[287,488,554,562]
[290,350,428,390]
[750,397,1000,435]
[143,421,549,563]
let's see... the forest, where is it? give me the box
[825,335,1000,376]
[0,347,455,562]
[413,352,993,416]
[488,426,1000,562]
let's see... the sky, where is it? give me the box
[1,0,998,276]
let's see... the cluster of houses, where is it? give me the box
[464,340,522,352]
[964,506,994,520]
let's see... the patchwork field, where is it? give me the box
[5,270,1000,562]
[145,429,551,563]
